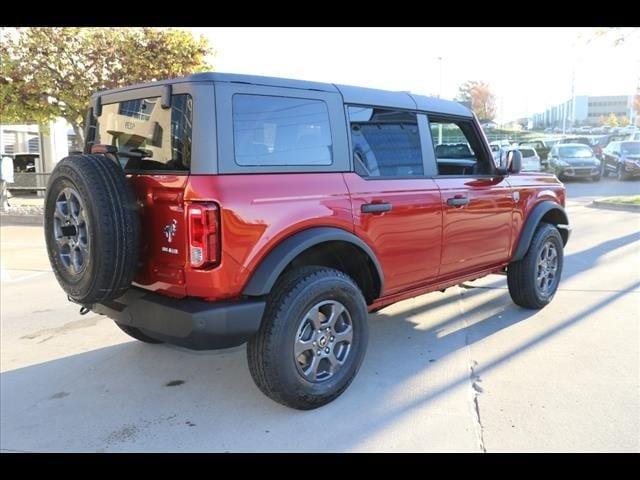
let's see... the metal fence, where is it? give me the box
[8,173,51,191]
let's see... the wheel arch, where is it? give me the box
[512,201,570,262]
[242,227,384,303]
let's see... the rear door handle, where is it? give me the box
[361,202,392,213]
[446,197,470,207]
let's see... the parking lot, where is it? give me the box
[1,178,639,452]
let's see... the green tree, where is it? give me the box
[618,116,630,127]
[604,113,619,127]
[455,80,497,122]
[1,27,213,146]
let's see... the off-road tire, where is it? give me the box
[247,266,369,410]
[115,322,164,344]
[44,154,140,305]
[507,222,564,309]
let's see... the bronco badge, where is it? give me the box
[163,219,178,243]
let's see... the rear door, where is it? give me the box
[343,105,442,296]
[89,83,213,296]
[427,115,514,280]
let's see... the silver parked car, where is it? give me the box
[496,146,541,171]
[518,146,542,171]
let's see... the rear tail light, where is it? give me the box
[188,203,220,269]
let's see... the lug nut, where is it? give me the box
[317,350,322,356]
[325,348,330,354]
[330,336,335,342]
[312,341,317,347]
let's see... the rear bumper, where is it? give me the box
[93,287,265,350]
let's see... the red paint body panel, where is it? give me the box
[435,176,513,279]
[342,173,442,296]
[506,172,566,257]
[183,173,353,300]
[127,174,189,297]
[125,169,565,306]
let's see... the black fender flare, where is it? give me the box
[512,201,570,262]
[242,227,384,297]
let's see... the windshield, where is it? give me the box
[559,146,592,158]
[621,142,640,155]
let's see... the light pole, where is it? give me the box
[437,56,444,144]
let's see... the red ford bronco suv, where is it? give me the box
[44,73,570,409]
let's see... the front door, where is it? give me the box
[427,115,514,280]
[343,106,442,296]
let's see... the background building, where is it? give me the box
[0,119,77,173]
[531,95,636,129]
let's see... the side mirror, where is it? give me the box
[507,149,523,174]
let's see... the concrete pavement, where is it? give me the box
[1,177,638,452]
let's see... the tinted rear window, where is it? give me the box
[520,148,536,158]
[232,94,332,167]
[350,107,424,177]
[95,94,193,172]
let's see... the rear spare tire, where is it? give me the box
[44,154,140,305]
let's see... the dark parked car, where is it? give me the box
[602,141,640,180]
[559,136,591,147]
[10,152,39,172]
[548,143,601,181]
[518,139,551,165]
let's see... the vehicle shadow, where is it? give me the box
[0,284,534,452]
[1,231,638,452]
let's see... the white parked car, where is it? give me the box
[497,146,542,171]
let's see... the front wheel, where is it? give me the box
[247,266,369,410]
[507,222,564,309]
[592,173,601,182]
[617,165,628,181]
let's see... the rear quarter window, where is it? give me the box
[232,94,333,167]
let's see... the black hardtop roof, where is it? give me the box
[91,71,472,117]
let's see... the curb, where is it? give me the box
[0,213,44,226]
[591,200,640,212]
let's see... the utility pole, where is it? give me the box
[563,64,575,136]
[437,56,444,144]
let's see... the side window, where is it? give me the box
[232,94,332,166]
[96,94,192,172]
[428,117,492,176]
[348,106,423,178]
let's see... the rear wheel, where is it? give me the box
[247,266,369,410]
[507,222,564,309]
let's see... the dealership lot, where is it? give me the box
[1,178,638,452]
